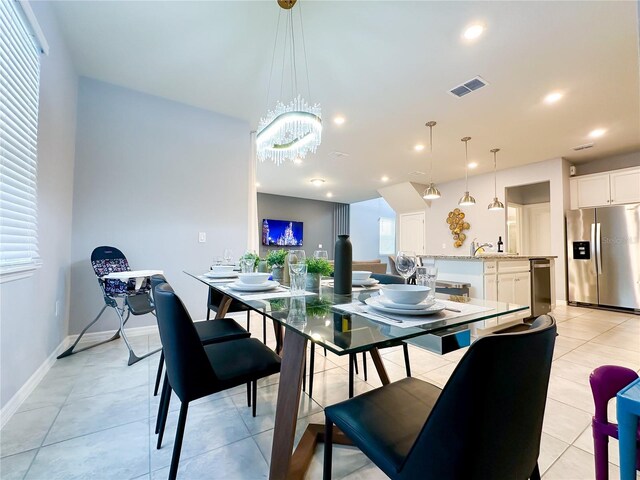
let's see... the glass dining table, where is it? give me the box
[184,271,528,480]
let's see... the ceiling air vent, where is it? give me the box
[449,76,489,98]
[408,170,426,176]
[573,143,594,151]
[329,151,350,158]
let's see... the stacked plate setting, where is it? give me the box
[229,273,279,292]
[366,285,445,316]
[205,265,238,279]
[352,271,379,287]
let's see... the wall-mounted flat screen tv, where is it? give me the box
[262,219,303,246]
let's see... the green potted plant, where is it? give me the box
[266,249,287,282]
[305,257,333,290]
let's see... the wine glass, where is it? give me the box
[395,251,417,284]
[223,249,233,265]
[288,249,306,274]
[313,250,328,260]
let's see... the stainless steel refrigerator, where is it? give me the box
[566,204,640,312]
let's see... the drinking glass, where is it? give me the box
[416,266,438,304]
[212,256,223,267]
[223,249,233,265]
[395,251,417,284]
[288,249,306,274]
[287,296,307,327]
[313,250,328,260]
[289,263,307,295]
[240,257,254,273]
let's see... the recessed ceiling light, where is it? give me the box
[463,24,484,40]
[589,128,606,138]
[255,182,261,187]
[544,91,563,104]
[414,144,425,152]
[381,175,389,182]
[326,192,333,198]
[310,178,325,187]
[333,116,346,125]
[293,158,303,165]
[468,162,478,169]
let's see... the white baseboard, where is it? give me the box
[554,300,568,307]
[1,324,160,429]
[0,336,71,429]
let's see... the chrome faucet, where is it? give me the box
[473,242,494,256]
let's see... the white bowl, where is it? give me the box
[381,284,430,305]
[352,270,372,282]
[211,265,235,273]
[238,272,271,285]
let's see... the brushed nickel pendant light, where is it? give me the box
[422,121,441,200]
[488,148,505,211]
[458,136,476,206]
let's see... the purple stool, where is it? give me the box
[589,365,640,480]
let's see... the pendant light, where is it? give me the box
[458,136,476,206]
[488,148,505,210]
[422,121,441,200]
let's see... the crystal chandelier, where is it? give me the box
[458,136,476,206]
[257,0,322,165]
[422,121,441,200]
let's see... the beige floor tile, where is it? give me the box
[573,424,621,466]
[561,343,640,371]
[590,330,640,352]
[542,445,619,480]
[542,398,592,444]
[417,363,457,389]
[551,359,595,386]
[546,375,595,413]
[539,433,570,474]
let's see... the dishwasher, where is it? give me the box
[530,259,552,317]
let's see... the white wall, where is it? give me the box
[382,157,570,301]
[0,2,78,409]
[350,197,396,264]
[69,78,250,333]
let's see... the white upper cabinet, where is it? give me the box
[570,167,640,209]
[610,168,640,205]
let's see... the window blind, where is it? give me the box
[0,0,40,269]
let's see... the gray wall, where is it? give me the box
[70,78,250,332]
[574,150,640,175]
[257,193,337,258]
[0,2,78,409]
[350,197,396,264]
[506,181,551,205]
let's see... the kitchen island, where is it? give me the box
[419,254,557,325]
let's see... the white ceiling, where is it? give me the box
[51,1,640,204]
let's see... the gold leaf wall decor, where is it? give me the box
[446,208,471,248]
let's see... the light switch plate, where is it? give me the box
[198,232,206,243]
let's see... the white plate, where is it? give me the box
[377,296,436,310]
[204,271,238,279]
[352,278,379,287]
[228,280,280,292]
[365,297,446,315]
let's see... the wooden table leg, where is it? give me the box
[368,348,390,385]
[215,295,232,319]
[269,331,307,480]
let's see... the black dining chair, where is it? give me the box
[150,275,250,396]
[324,315,556,480]
[154,283,281,480]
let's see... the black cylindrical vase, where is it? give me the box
[334,234,352,295]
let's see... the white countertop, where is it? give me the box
[419,254,557,260]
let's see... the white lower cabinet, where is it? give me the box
[492,264,531,323]
[484,274,497,302]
